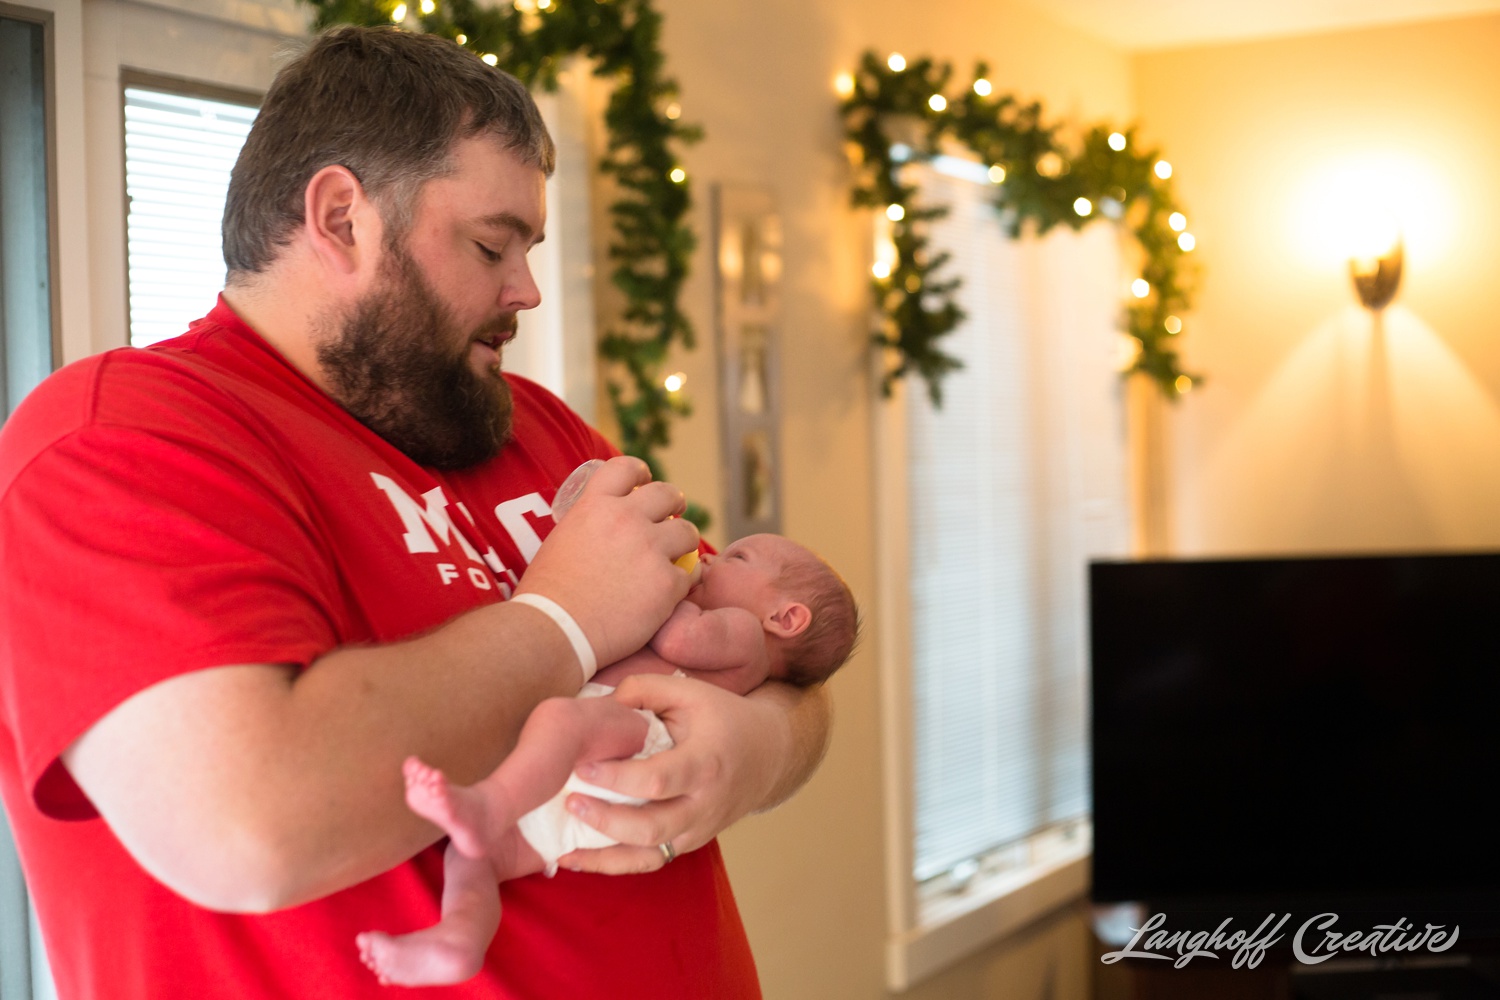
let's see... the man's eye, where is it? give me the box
[476,242,502,262]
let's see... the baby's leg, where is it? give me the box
[404,696,651,860]
[355,843,501,987]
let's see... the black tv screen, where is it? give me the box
[1090,552,1500,920]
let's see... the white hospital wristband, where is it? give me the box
[510,593,598,682]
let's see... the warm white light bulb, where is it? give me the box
[663,372,686,392]
[391,3,407,22]
[1108,132,1126,151]
[872,261,892,279]
[420,0,435,13]
[1036,152,1064,178]
[928,94,947,112]
[1175,375,1193,394]
[1131,278,1151,298]
[987,165,1006,184]
[1154,160,1173,179]
[665,102,681,120]
[455,33,467,44]
[886,203,905,222]
[1164,315,1182,335]
[481,53,498,66]
[1168,212,1186,232]
[1178,232,1196,252]
[887,53,906,72]
[538,0,551,8]
[1074,197,1093,217]
[973,78,992,97]
[1346,208,1401,261]
[835,72,855,98]
[669,167,687,184]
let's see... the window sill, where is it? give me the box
[885,845,1091,992]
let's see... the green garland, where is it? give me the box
[302,0,705,520]
[841,51,1200,403]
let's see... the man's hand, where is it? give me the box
[519,457,701,668]
[553,673,831,874]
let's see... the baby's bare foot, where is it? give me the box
[356,929,485,988]
[402,757,490,858]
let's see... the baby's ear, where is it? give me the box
[767,601,812,639]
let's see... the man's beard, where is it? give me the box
[316,238,514,470]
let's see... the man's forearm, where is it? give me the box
[64,598,580,913]
[743,679,832,812]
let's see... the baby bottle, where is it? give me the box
[550,459,699,572]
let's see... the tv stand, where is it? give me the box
[1094,939,1500,1000]
[1292,954,1500,1000]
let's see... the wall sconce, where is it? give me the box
[1350,237,1402,312]
[1344,202,1403,311]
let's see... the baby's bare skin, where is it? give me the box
[357,535,817,987]
[356,698,652,986]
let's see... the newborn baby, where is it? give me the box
[357,532,858,986]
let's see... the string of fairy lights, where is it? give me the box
[840,50,1200,403]
[298,5,1199,519]
[303,0,709,523]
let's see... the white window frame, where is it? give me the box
[120,71,261,349]
[1,4,83,994]
[875,382,1093,992]
[1,0,86,368]
[874,157,1131,991]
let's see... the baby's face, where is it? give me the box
[689,533,804,617]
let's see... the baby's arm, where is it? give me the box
[648,601,769,674]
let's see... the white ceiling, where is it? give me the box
[1022,0,1500,51]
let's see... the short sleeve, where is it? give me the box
[0,416,339,819]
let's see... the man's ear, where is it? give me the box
[302,165,377,277]
[767,601,812,639]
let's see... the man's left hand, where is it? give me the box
[554,673,830,873]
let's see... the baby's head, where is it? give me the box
[693,533,860,686]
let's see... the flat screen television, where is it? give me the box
[1089,552,1500,932]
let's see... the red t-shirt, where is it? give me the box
[0,299,760,1000]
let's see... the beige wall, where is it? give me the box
[1135,14,1500,556]
[646,2,1131,997]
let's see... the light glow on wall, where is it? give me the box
[1289,151,1456,271]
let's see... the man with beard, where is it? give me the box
[0,25,828,1000]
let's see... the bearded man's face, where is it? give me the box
[316,234,516,470]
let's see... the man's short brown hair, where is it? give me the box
[223,25,555,276]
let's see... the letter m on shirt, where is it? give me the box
[369,473,483,564]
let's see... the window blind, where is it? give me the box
[907,166,1126,885]
[124,87,257,347]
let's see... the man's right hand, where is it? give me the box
[516,456,701,668]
